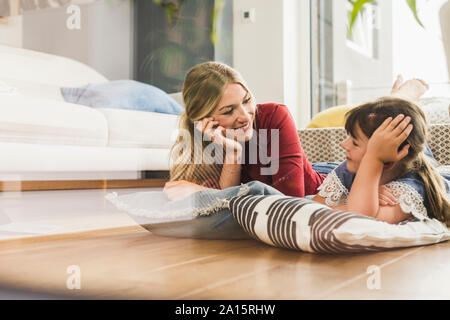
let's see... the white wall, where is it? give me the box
[0,15,23,48]
[333,0,394,104]
[233,0,306,127]
[21,0,133,80]
[233,0,284,104]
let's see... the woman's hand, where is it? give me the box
[378,185,398,206]
[163,180,210,201]
[365,114,413,164]
[196,117,243,163]
[391,75,429,101]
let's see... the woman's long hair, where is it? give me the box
[345,97,450,226]
[169,62,252,187]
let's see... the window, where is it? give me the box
[311,0,450,116]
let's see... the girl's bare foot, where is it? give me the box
[391,75,429,101]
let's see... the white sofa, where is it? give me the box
[0,45,180,180]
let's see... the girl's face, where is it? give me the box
[210,83,256,142]
[341,124,368,173]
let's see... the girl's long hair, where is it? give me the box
[345,97,450,226]
[169,62,252,187]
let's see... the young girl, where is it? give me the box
[313,97,450,225]
[165,61,326,200]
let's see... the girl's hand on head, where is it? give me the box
[163,180,210,201]
[366,114,412,164]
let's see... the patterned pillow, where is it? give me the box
[228,195,450,254]
[417,97,450,125]
[298,124,450,165]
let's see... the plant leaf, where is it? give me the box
[347,0,374,38]
[211,0,225,45]
[405,0,424,28]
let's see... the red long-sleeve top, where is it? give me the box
[240,103,326,197]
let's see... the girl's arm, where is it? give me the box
[346,155,384,217]
[314,192,410,224]
[312,185,400,216]
[347,156,410,223]
[312,194,348,211]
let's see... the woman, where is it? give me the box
[164,62,428,201]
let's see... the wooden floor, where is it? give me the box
[1,188,450,299]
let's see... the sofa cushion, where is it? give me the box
[61,80,183,115]
[1,78,64,102]
[299,124,450,166]
[307,105,354,128]
[0,95,108,147]
[0,44,108,87]
[0,142,171,172]
[96,108,179,149]
[306,98,450,129]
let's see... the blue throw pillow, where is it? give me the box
[61,80,183,115]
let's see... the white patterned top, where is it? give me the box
[317,161,450,221]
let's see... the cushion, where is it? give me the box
[298,127,349,163]
[96,108,179,149]
[228,194,450,254]
[61,80,184,115]
[299,124,450,165]
[306,98,450,129]
[0,44,107,87]
[0,78,64,102]
[0,94,108,147]
[307,105,354,128]
[106,180,450,254]
[417,97,450,124]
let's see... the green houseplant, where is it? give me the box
[153,0,225,44]
[348,0,424,37]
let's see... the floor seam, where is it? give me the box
[311,246,425,299]
[174,263,283,299]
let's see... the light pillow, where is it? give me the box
[307,105,354,128]
[417,97,450,124]
[61,80,183,115]
[228,195,450,254]
[306,98,450,129]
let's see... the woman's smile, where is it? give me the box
[236,122,251,132]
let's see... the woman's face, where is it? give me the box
[210,83,256,142]
[341,124,368,173]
